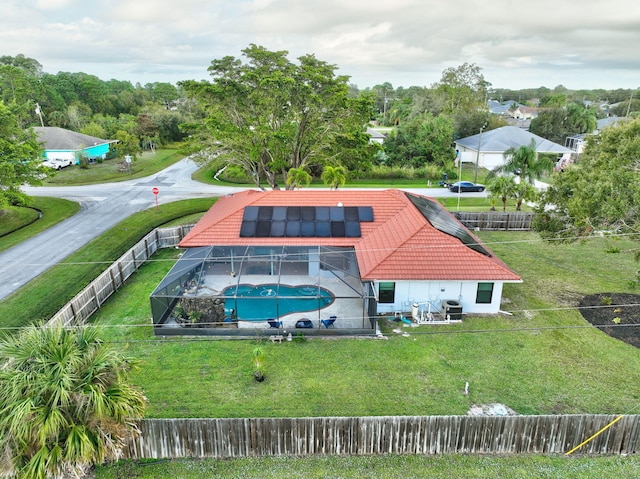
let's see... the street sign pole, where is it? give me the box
[152,187,159,210]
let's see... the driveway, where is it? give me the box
[0,158,484,300]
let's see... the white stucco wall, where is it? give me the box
[455,146,505,171]
[374,280,505,316]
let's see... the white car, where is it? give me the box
[42,158,74,170]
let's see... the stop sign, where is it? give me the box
[152,187,159,195]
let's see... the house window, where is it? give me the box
[378,282,395,303]
[476,282,494,304]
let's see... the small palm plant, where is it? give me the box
[253,346,266,382]
[0,324,146,479]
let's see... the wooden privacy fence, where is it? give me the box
[454,211,535,231]
[125,415,640,459]
[48,225,194,327]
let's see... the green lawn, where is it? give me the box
[95,454,640,479]
[88,232,640,418]
[0,197,80,253]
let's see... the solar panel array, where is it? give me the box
[405,193,492,257]
[240,205,374,238]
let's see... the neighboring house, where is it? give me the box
[511,106,538,120]
[454,126,571,171]
[33,126,116,164]
[366,127,387,144]
[150,189,521,335]
[565,116,626,153]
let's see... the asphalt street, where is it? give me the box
[0,158,485,300]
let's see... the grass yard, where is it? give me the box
[89,232,640,418]
[0,197,80,253]
[95,454,640,479]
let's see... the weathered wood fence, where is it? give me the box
[453,212,535,231]
[48,225,194,327]
[125,415,639,458]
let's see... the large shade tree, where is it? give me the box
[0,101,46,208]
[534,118,640,239]
[0,324,146,479]
[180,44,374,189]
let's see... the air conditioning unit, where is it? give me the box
[441,300,463,320]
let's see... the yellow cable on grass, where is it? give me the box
[565,415,624,455]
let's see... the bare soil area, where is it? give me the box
[578,293,640,349]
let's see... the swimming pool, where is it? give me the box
[223,283,334,321]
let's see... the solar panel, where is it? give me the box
[272,206,287,221]
[344,206,359,221]
[316,206,330,221]
[301,206,315,220]
[345,221,361,237]
[240,220,256,237]
[405,193,491,257]
[240,206,374,238]
[358,206,374,222]
[243,206,259,221]
[256,220,271,237]
[286,221,300,237]
[258,206,273,220]
[316,221,331,237]
[300,221,315,237]
[270,220,286,237]
[286,206,301,220]
[330,206,345,221]
[331,221,345,237]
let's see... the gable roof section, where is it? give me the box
[180,189,520,282]
[455,126,571,154]
[33,126,113,151]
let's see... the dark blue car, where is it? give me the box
[448,181,485,193]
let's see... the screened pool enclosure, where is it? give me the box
[150,245,375,334]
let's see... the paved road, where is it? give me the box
[0,158,485,300]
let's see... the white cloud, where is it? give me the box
[0,0,638,89]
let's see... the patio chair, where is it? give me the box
[267,319,282,329]
[321,316,337,329]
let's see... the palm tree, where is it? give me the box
[513,180,538,211]
[321,165,347,190]
[493,139,554,185]
[0,324,146,479]
[285,167,312,190]
[487,176,516,211]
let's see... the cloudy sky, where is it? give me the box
[3,0,640,91]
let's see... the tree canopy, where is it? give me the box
[180,44,375,189]
[0,101,46,207]
[534,118,640,239]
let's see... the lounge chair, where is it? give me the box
[321,316,337,328]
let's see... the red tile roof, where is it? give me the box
[179,189,520,282]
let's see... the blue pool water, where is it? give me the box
[223,283,334,321]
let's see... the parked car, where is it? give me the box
[42,158,73,170]
[448,181,485,193]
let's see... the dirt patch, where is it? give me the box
[578,293,640,349]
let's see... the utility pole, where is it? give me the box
[35,102,44,127]
[474,123,487,183]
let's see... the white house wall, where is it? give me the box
[375,280,505,316]
[455,146,505,171]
